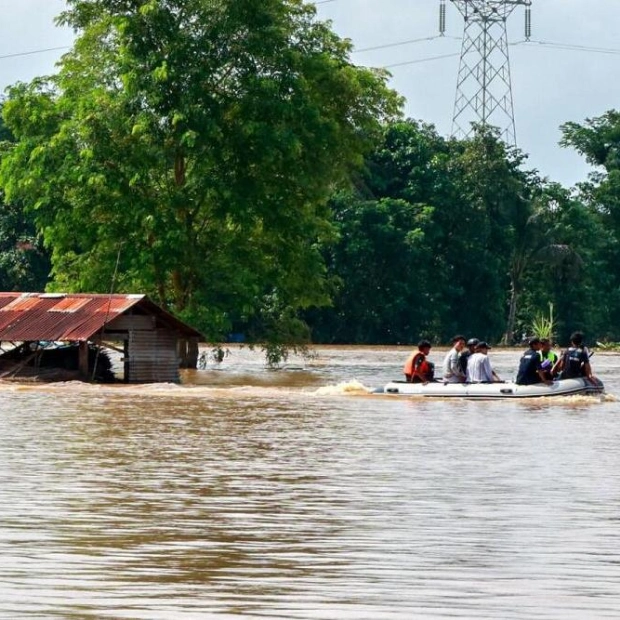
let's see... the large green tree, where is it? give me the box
[0,0,400,341]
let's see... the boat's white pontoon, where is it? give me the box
[374,377,605,399]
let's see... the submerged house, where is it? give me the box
[0,293,202,383]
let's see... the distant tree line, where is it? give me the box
[307,119,620,347]
[0,0,619,354]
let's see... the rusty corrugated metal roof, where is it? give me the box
[0,293,202,342]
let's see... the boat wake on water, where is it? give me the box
[0,375,611,404]
[314,380,373,396]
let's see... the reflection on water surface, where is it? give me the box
[1,346,620,619]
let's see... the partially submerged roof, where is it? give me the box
[0,293,202,342]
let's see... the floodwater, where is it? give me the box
[2,345,620,619]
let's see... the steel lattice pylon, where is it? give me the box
[449,0,531,145]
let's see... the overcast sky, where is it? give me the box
[317,0,620,187]
[3,1,619,187]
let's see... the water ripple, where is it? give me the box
[0,348,619,618]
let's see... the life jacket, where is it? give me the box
[560,347,587,379]
[404,352,434,382]
[516,349,541,385]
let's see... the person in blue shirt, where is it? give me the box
[516,337,552,385]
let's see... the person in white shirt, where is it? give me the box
[442,335,466,383]
[466,342,502,383]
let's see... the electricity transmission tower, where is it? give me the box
[440,0,532,145]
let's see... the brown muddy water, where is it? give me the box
[2,345,620,619]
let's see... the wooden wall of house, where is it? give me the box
[127,329,180,383]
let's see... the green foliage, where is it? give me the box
[0,0,401,350]
[6,8,620,350]
[0,202,51,292]
[559,112,620,341]
[309,121,537,344]
[0,111,51,291]
[530,303,555,341]
[246,293,314,366]
[306,119,620,346]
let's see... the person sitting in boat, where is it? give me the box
[539,338,559,380]
[551,331,595,382]
[404,340,435,383]
[516,337,552,385]
[458,337,479,376]
[442,335,467,383]
[466,342,502,383]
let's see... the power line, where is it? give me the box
[355,38,620,70]
[355,35,439,53]
[522,39,620,55]
[356,32,620,56]
[3,35,620,74]
[354,34,460,53]
[383,52,461,68]
[0,45,69,61]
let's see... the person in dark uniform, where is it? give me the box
[552,331,594,382]
[516,337,552,385]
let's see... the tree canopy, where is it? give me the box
[0,0,401,342]
[2,2,620,351]
[307,120,618,346]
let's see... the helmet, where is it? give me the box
[466,338,479,347]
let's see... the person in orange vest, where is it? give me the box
[403,340,434,383]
